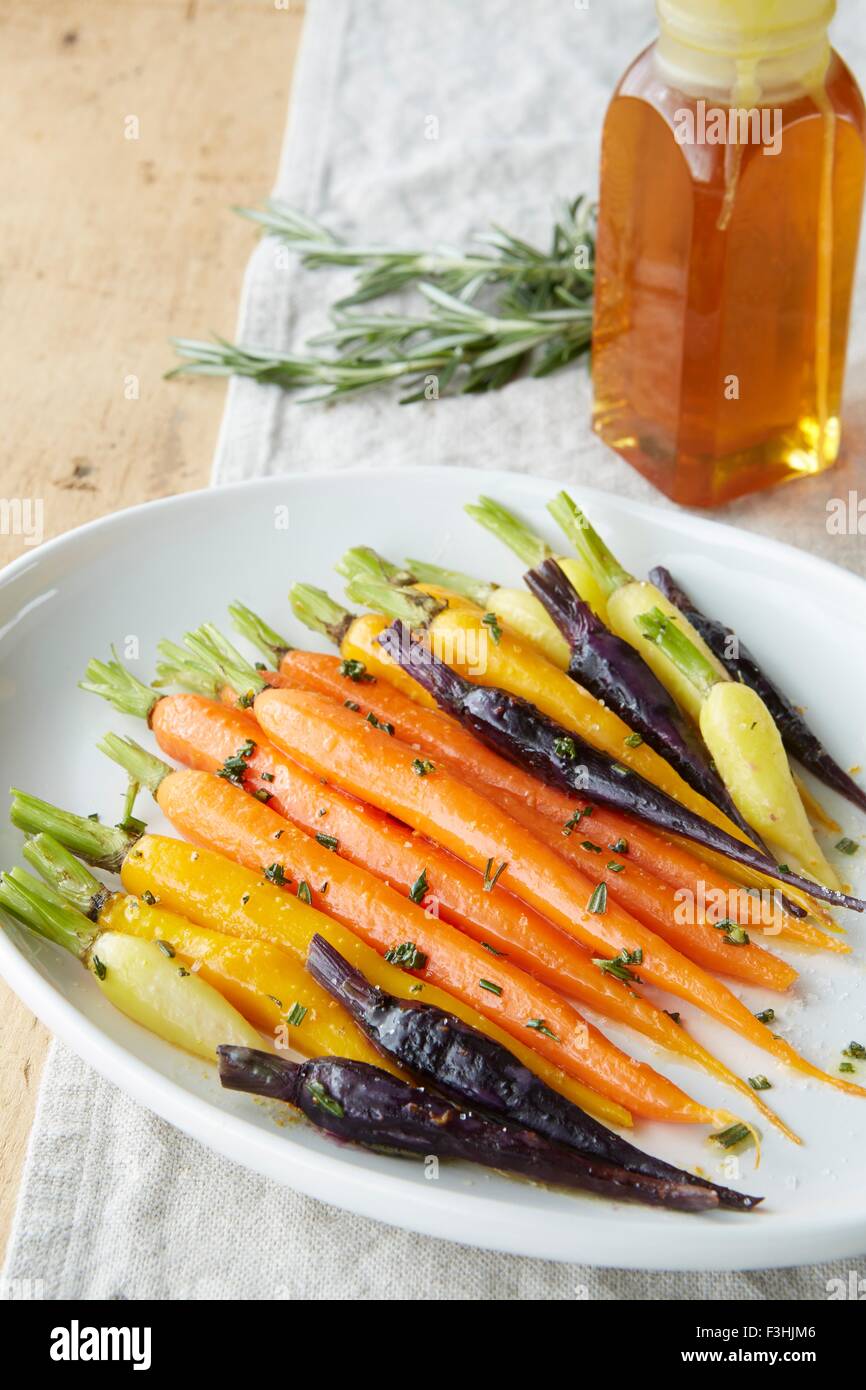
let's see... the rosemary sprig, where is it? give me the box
[170,285,593,403]
[233,197,596,307]
[170,199,596,402]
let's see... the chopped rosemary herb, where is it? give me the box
[624,732,643,748]
[478,979,502,996]
[306,1079,344,1117]
[264,863,288,885]
[748,1075,772,1091]
[580,839,602,853]
[562,805,592,836]
[236,690,255,709]
[253,788,272,802]
[92,955,107,980]
[338,658,374,682]
[177,967,190,977]
[592,947,642,984]
[586,882,607,915]
[141,890,156,906]
[483,858,507,893]
[836,837,859,855]
[710,1122,752,1151]
[840,1061,855,1073]
[481,942,505,957]
[609,837,628,854]
[286,1002,307,1027]
[606,861,625,873]
[155,940,175,958]
[724,924,750,946]
[755,1008,775,1025]
[843,1041,866,1059]
[217,738,257,785]
[611,763,628,777]
[713,917,749,946]
[408,868,428,904]
[365,711,394,735]
[412,758,436,776]
[241,893,250,905]
[481,612,502,644]
[297,881,312,905]
[526,1018,560,1042]
[344,699,360,711]
[553,735,577,761]
[260,771,275,782]
[384,941,427,970]
[315,832,339,851]
[267,995,283,1009]
[664,1010,682,1026]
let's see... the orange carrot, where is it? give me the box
[273,650,842,957]
[150,693,797,1093]
[254,687,863,1102]
[227,661,796,988]
[147,766,725,1126]
[491,784,796,992]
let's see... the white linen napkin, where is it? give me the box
[5,0,865,1300]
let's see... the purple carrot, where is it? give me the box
[651,566,866,818]
[525,559,763,843]
[306,934,759,1211]
[217,1047,718,1210]
[380,620,866,913]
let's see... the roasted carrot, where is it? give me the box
[260,645,843,958]
[254,687,864,1102]
[91,649,711,1102]
[32,732,719,1129]
[488,785,796,991]
[20,833,393,1070]
[144,771,733,1126]
[208,648,798,988]
[98,630,803,991]
[14,800,626,1129]
[137,685,804,1102]
[289,584,830,922]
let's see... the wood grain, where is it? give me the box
[0,0,304,1263]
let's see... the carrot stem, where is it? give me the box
[22,833,107,917]
[465,496,553,567]
[289,583,354,645]
[228,601,292,665]
[79,649,160,721]
[0,867,99,958]
[548,492,632,595]
[404,559,495,607]
[10,789,137,873]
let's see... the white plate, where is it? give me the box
[1,466,865,1271]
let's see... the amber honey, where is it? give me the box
[592,4,865,508]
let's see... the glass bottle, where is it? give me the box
[591,0,865,507]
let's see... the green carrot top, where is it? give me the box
[636,607,723,702]
[547,493,633,597]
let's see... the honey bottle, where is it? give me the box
[591,1,865,507]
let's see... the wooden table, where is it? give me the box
[0,0,304,1261]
